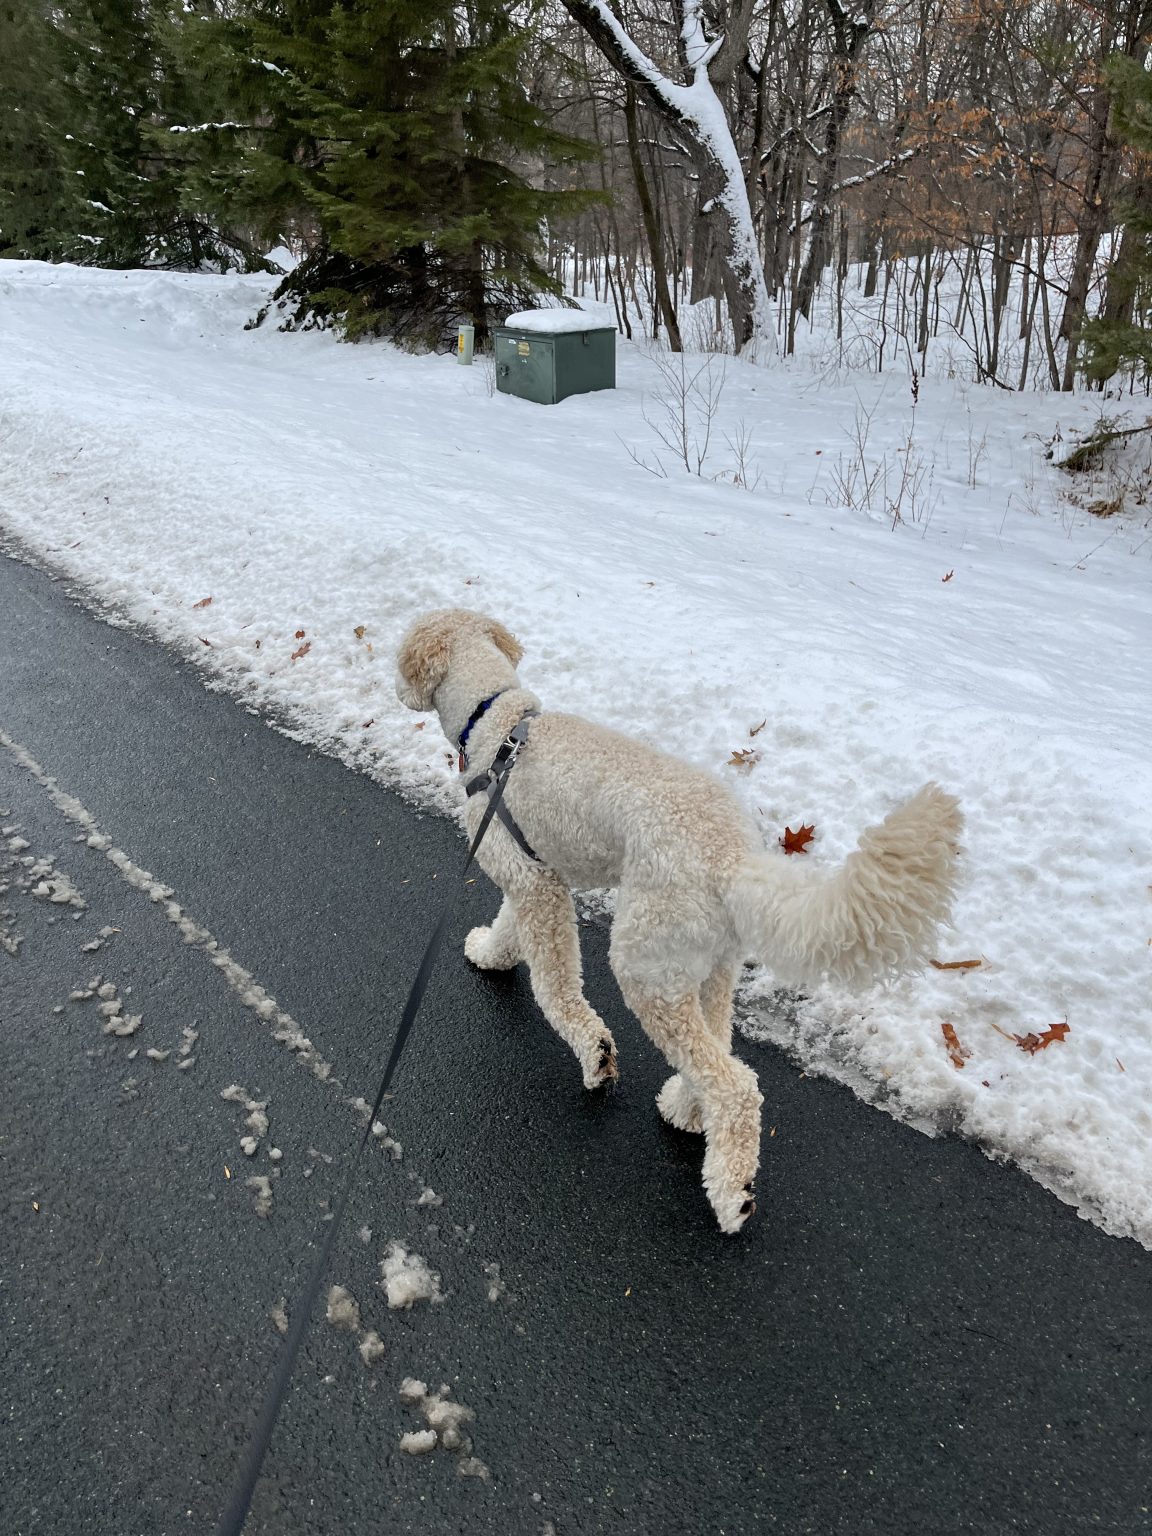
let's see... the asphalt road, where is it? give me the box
[1,550,1149,1536]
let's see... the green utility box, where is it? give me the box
[494,315,615,405]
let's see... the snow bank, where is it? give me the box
[1,262,1149,1245]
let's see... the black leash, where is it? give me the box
[214,719,533,1536]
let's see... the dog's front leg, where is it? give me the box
[465,895,522,971]
[506,874,618,1090]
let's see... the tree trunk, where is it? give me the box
[794,0,876,323]
[1057,3,1152,388]
[624,83,682,349]
[560,0,775,357]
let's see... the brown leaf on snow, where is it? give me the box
[941,1021,970,1068]
[728,748,760,770]
[291,641,311,661]
[1014,1021,1070,1055]
[779,823,815,855]
[193,596,213,609]
[354,625,366,640]
[199,637,212,647]
[930,957,983,971]
[749,719,767,737]
[294,628,306,639]
[942,570,955,583]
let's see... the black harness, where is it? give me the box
[460,705,542,864]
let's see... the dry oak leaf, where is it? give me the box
[941,1021,970,1068]
[294,628,306,639]
[942,570,955,583]
[354,625,366,640]
[779,823,815,856]
[930,957,983,971]
[290,641,311,662]
[749,719,767,737]
[193,596,213,609]
[1014,1021,1070,1055]
[728,748,760,770]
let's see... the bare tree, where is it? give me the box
[559,0,776,356]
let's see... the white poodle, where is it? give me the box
[396,609,962,1234]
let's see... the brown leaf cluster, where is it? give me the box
[942,1015,1072,1069]
[1013,1021,1070,1055]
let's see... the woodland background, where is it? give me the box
[3,0,1152,390]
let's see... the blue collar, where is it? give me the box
[457,690,507,761]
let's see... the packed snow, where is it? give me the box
[503,307,615,334]
[397,1377,481,1471]
[380,1243,444,1309]
[325,1283,362,1332]
[0,261,1150,1245]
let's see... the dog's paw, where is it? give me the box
[581,1032,618,1090]
[656,1074,703,1134]
[705,1172,758,1236]
[701,1063,762,1234]
[464,924,518,971]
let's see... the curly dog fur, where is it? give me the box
[396,609,963,1234]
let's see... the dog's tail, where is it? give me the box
[725,783,963,988]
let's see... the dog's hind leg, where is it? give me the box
[656,961,738,1136]
[614,955,760,1233]
[510,874,618,1090]
[465,895,522,971]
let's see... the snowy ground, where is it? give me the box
[1,260,1149,1248]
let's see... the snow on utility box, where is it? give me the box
[494,309,615,405]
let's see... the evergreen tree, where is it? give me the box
[1,0,250,268]
[174,0,597,342]
[0,2,93,259]
[1080,55,1152,384]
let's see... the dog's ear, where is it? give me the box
[395,612,455,712]
[485,617,523,669]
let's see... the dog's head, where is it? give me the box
[395,609,524,712]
